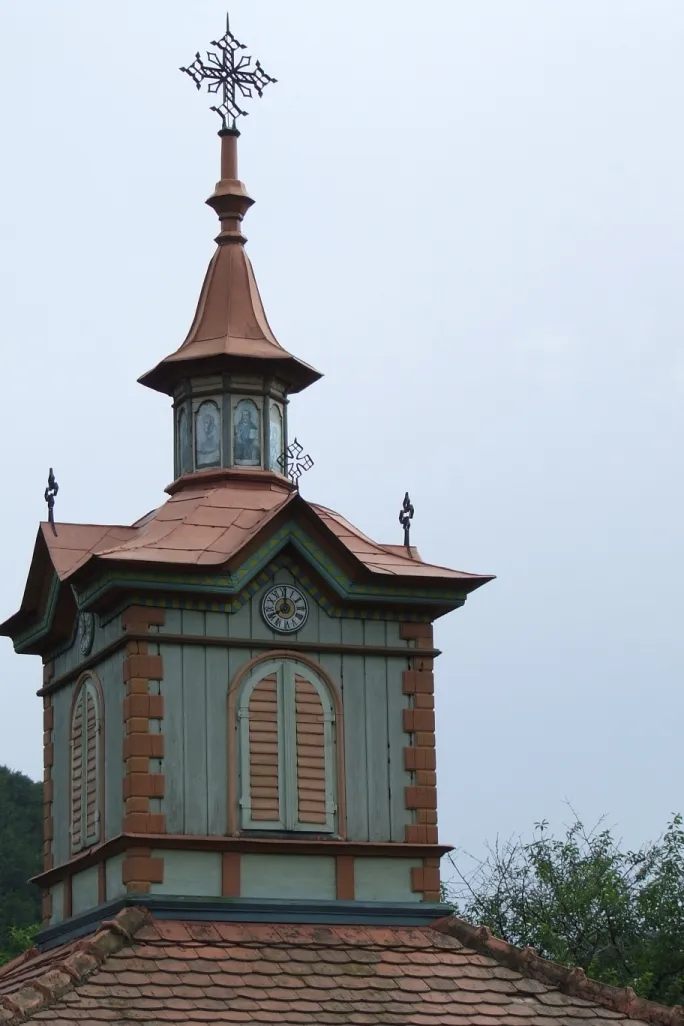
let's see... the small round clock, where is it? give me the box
[78,611,95,656]
[261,585,308,634]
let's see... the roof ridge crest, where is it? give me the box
[433,916,684,1026]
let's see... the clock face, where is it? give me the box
[78,612,95,656]
[261,585,308,634]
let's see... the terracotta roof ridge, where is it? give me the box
[433,915,684,1026]
[0,906,151,1024]
[0,945,40,982]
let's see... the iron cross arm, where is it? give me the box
[180,13,277,129]
[278,438,314,490]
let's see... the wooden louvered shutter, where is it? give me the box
[239,660,336,833]
[84,688,99,844]
[70,694,84,852]
[247,673,281,824]
[295,676,327,826]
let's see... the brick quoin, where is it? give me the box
[122,605,166,631]
[399,622,433,641]
[401,619,439,850]
[411,858,441,901]
[402,709,435,733]
[122,622,166,847]
[122,847,164,893]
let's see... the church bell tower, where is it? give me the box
[0,15,492,942]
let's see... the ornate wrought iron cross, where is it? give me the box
[278,439,314,491]
[399,491,414,548]
[180,13,277,129]
[45,468,59,536]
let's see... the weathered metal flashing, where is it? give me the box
[37,894,453,952]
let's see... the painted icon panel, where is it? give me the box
[269,404,283,472]
[234,398,261,466]
[195,401,221,468]
[178,406,192,476]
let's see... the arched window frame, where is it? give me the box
[69,673,104,855]
[232,656,341,835]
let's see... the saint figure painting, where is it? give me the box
[234,399,261,466]
[195,401,221,468]
[269,404,283,472]
[178,406,192,475]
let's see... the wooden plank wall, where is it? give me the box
[51,612,122,680]
[156,569,414,842]
[50,682,74,867]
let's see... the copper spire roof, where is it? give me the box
[139,130,321,396]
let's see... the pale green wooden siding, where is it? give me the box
[105,853,126,901]
[71,865,99,915]
[156,570,414,842]
[354,857,422,902]
[49,882,65,926]
[241,854,336,900]
[51,613,122,680]
[51,682,74,867]
[161,640,253,834]
[150,850,222,896]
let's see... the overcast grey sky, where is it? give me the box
[1,1,682,865]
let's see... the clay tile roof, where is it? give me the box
[0,909,679,1026]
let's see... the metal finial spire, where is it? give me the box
[278,439,314,491]
[180,12,277,129]
[44,468,59,537]
[399,492,414,549]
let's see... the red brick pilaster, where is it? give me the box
[411,856,441,902]
[122,607,166,893]
[222,852,241,897]
[401,622,439,848]
[336,855,355,900]
[122,846,164,893]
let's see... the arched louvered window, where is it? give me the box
[70,676,102,854]
[237,659,337,833]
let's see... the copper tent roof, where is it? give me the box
[35,481,489,582]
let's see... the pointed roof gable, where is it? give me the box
[139,130,321,396]
[0,476,493,651]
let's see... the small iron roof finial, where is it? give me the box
[45,468,59,537]
[278,439,314,492]
[399,491,414,549]
[180,11,277,130]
